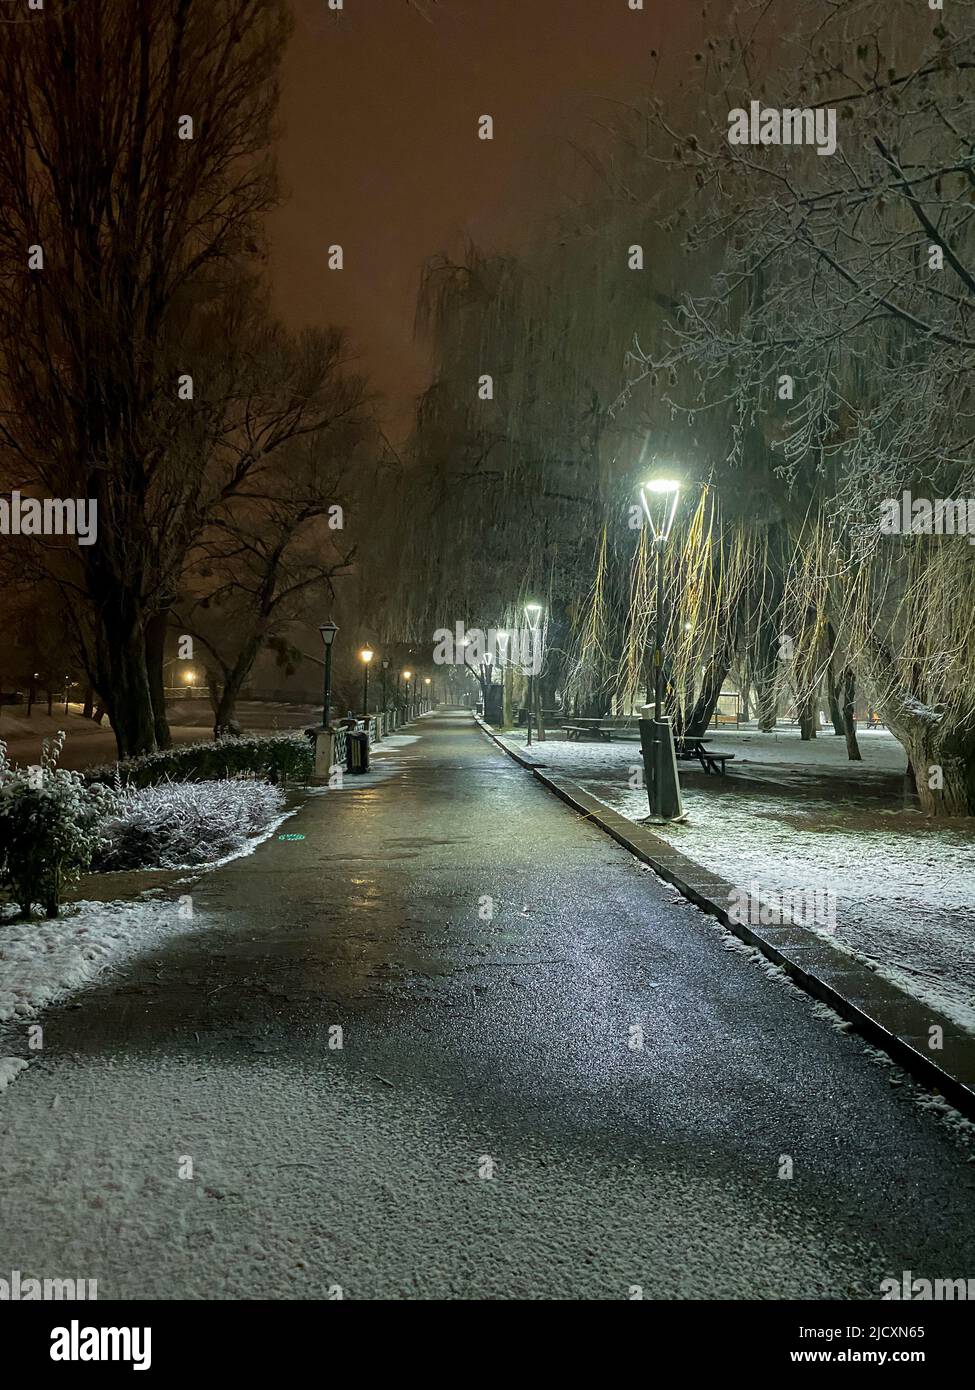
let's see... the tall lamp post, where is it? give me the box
[524,602,543,747]
[381,657,389,710]
[424,676,432,709]
[360,646,374,717]
[497,630,512,727]
[639,479,684,822]
[319,621,338,726]
[403,669,413,716]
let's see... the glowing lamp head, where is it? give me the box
[640,478,681,543]
[524,602,543,633]
[360,646,374,664]
[403,669,413,681]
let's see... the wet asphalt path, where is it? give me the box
[2,710,974,1299]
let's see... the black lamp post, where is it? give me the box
[360,646,374,717]
[381,657,389,710]
[639,478,684,822]
[319,621,338,727]
[640,479,680,719]
[403,669,413,713]
[524,603,543,747]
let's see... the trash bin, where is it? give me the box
[346,730,370,774]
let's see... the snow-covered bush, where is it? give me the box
[93,778,285,871]
[0,734,115,918]
[85,730,313,790]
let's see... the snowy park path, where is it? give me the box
[499,727,975,1036]
[2,711,975,1299]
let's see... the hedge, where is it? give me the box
[84,731,314,790]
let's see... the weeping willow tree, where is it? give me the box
[610,0,975,813]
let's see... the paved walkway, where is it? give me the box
[2,710,974,1298]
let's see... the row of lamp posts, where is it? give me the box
[317,622,430,728]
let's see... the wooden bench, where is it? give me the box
[675,736,735,775]
[563,723,613,742]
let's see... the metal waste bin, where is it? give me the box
[346,729,370,773]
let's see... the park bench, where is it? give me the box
[563,723,613,742]
[675,735,735,775]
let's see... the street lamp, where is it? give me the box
[360,646,374,717]
[424,676,432,708]
[319,621,338,726]
[640,478,680,719]
[403,669,413,715]
[639,478,684,822]
[524,602,543,747]
[381,657,389,710]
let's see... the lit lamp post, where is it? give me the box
[424,676,432,709]
[497,630,512,727]
[524,602,543,747]
[318,621,338,726]
[402,669,413,716]
[360,646,374,717]
[639,478,684,822]
[381,657,389,710]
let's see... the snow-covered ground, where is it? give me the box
[500,726,975,1035]
[0,791,304,1098]
[0,730,419,1080]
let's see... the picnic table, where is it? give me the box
[562,723,613,742]
[675,735,735,775]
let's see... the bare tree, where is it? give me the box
[0,0,291,756]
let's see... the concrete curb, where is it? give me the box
[473,714,975,1120]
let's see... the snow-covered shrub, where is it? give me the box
[85,730,313,790]
[0,734,115,918]
[93,778,285,871]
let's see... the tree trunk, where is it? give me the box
[83,687,94,719]
[865,635,975,814]
[210,638,263,736]
[144,609,172,749]
[213,682,243,735]
[826,662,845,735]
[97,612,158,758]
[897,724,975,815]
[686,660,728,736]
[842,668,861,761]
[799,694,816,740]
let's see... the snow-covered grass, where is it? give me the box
[0,895,200,1026]
[501,726,975,1036]
[0,774,302,1093]
[94,778,286,871]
